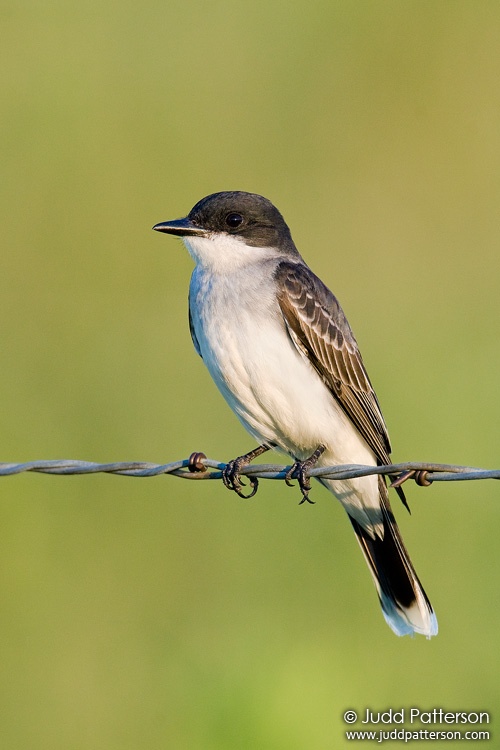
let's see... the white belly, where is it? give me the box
[189,266,382,534]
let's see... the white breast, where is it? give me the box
[190,263,376,451]
[186,240,382,535]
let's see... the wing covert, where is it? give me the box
[275,260,391,463]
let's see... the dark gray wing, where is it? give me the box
[275,260,391,464]
[188,292,201,357]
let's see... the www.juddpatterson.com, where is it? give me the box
[342,710,490,743]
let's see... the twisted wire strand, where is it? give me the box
[0,457,499,484]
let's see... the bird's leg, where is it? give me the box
[285,444,326,504]
[222,444,270,499]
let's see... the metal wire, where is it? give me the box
[0,457,499,485]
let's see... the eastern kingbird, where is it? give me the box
[153,191,437,638]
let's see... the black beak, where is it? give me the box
[152,217,207,237]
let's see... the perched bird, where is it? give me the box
[153,191,437,637]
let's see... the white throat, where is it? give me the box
[183,233,280,273]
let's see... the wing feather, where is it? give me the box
[275,260,391,464]
[188,293,201,357]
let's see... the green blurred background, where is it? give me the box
[1,1,499,747]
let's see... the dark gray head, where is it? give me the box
[153,191,298,255]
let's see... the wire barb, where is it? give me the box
[0,457,499,485]
[188,452,207,473]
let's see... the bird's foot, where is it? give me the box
[285,445,326,504]
[222,444,269,499]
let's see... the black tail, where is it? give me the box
[350,479,437,637]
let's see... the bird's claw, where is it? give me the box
[222,457,259,499]
[285,462,315,504]
[285,445,326,504]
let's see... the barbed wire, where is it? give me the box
[0,455,499,487]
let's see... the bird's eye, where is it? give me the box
[225,212,244,229]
